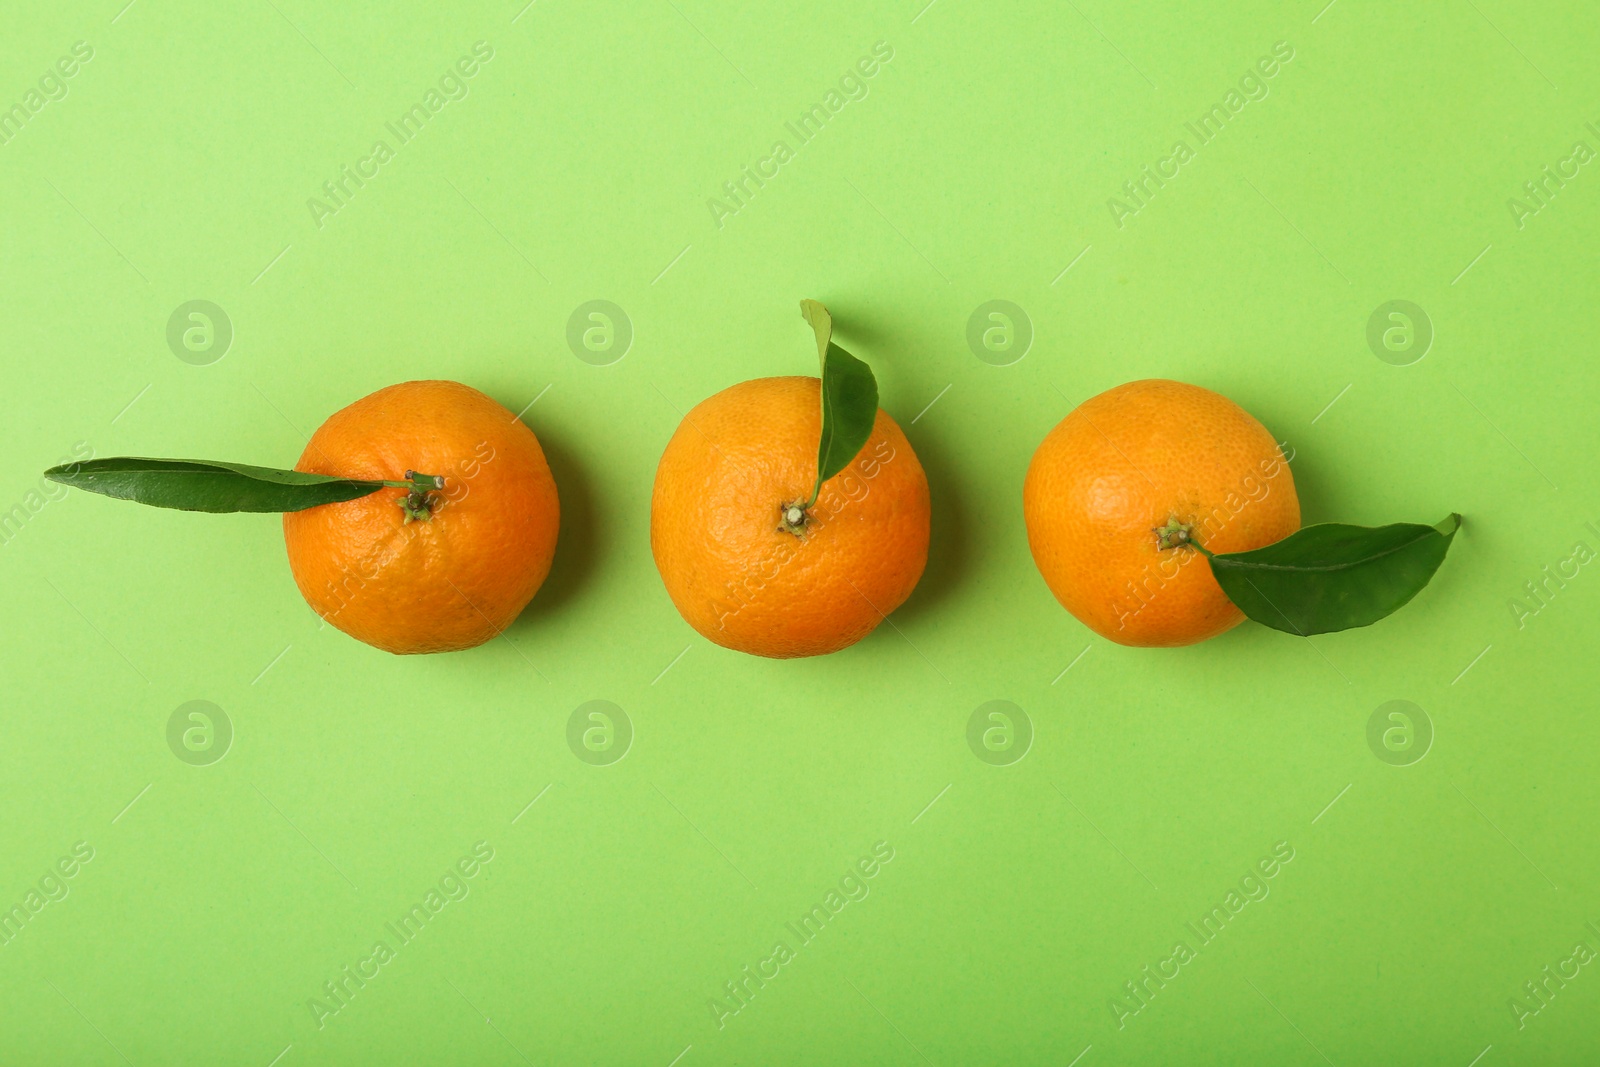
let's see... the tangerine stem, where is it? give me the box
[389,471,445,524]
[779,500,810,537]
[1154,516,1211,556]
[381,471,445,492]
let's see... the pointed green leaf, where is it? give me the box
[801,299,878,502]
[43,457,391,513]
[1205,514,1461,636]
[799,299,832,364]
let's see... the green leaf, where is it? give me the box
[1205,514,1461,636]
[800,299,878,504]
[43,457,392,513]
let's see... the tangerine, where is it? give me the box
[650,376,929,658]
[283,380,560,654]
[1023,379,1299,647]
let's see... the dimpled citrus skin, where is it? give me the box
[283,380,560,655]
[651,376,930,659]
[1023,379,1299,647]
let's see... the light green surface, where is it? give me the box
[3,1,1599,1063]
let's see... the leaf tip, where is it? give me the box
[799,299,833,368]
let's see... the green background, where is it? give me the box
[3,0,1598,1062]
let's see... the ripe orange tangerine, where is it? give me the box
[283,380,560,654]
[650,376,930,659]
[1023,379,1299,647]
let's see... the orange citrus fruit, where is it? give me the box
[650,376,930,658]
[1023,379,1299,647]
[283,380,560,654]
